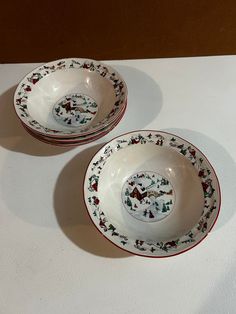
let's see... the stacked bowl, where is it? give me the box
[14,58,127,146]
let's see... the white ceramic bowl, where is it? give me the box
[84,130,221,257]
[14,58,127,138]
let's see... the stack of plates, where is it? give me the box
[14,58,128,146]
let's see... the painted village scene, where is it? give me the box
[53,93,98,127]
[122,171,174,222]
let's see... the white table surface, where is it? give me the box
[0,56,236,314]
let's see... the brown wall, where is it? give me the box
[1,0,236,63]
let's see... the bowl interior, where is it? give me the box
[98,143,204,242]
[85,130,220,257]
[27,69,116,131]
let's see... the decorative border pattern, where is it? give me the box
[84,131,220,257]
[14,58,127,136]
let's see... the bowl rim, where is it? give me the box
[23,100,127,146]
[13,57,128,138]
[83,130,221,258]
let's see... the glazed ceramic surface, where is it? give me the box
[84,130,221,257]
[23,101,126,146]
[14,58,127,137]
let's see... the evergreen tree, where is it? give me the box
[155,202,159,211]
[162,203,167,212]
[126,197,132,207]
